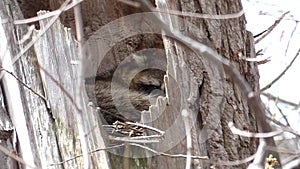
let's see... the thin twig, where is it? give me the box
[73,1,89,168]
[282,157,300,169]
[156,8,244,20]
[125,121,165,136]
[117,0,141,8]
[109,136,160,143]
[73,1,85,43]
[228,122,283,138]
[211,153,256,166]
[119,1,244,20]
[112,121,144,137]
[275,103,290,127]
[130,143,257,166]
[266,116,300,137]
[260,47,300,92]
[261,92,298,108]
[37,63,82,113]
[255,11,290,44]
[17,25,35,44]
[0,68,48,105]
[49,144,125,166]
[130,143,208,159]
[284,21,298,56]
[248,141,266,169]
[49,141,259,167]
[8,0,71,69]
[182,109,192,169]
[0,145,37,169]
[253,29,268,38]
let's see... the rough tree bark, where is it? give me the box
[0,0,265,169]
[148,1,258,169]
[51,0,258,168]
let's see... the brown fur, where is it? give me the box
[86,68,165,124]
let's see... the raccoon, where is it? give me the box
[85,52,166,124]
[92,69,165,124]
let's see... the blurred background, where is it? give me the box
[242,0,300,160]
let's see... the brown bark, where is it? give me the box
[151,0,258,168]
[1,0,263,168]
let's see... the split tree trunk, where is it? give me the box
[1,0,109,168]
[0,0,262,169]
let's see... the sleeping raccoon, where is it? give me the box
[85,51,166,124]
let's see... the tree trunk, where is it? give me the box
[0,0,264,169]
[1,0,110,168]
[149,1,258,169]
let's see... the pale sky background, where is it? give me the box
[242,0,300,134]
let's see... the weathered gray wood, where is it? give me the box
[33,10,110,169]
[0,107,13,140]
[1,0,263,169]
[0,0,38,168]
[0,84,13,142]
[0,87,16,169]
[48,1,259,169]
[0,0,110,168]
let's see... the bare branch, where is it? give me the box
[0,68,49,107]
[261,92,298,108]
[7,0,72,70]
[247,142,266,169]
[282,158,300,169]
[117,0,141,8]
[275,103,291,127]
[109,136,160,143]
[266,116,300,137]
[73,2,89,168]
[255,11,290,44]
[106,121,165,143]
[0,144,37,169]
[125,121,165,136]
[49,144,125,166]
[155,8,244,20]
[130,143,208,159]
[260,48,300,92]
[37,63,82,113]
[130,143,257,167]
[17,25,35,44]
[241,54,270,63]
[228,122,283,138]
[48,141,259,167]
[284,21,298,57]
[211,154,256,167]
[182,109,192,169]
[119,0,245,19]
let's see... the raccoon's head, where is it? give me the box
[130,68,165,96]
[87,49,167,124]
[91,68,165,125]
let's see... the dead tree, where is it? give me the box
[0,0,279,169]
